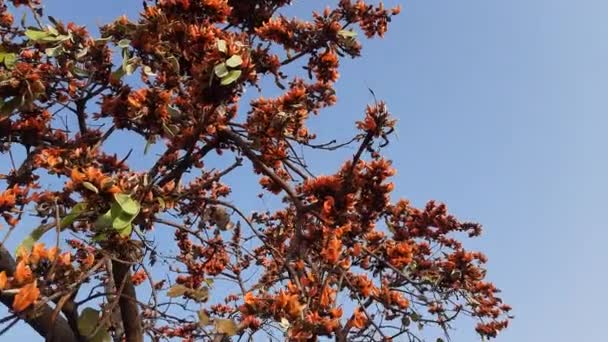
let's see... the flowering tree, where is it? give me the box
[0,0,512,341]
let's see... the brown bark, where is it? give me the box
[111,260,143,342]
[0,246,78,342]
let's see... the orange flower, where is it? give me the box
[352,243,362,257]
[286,297,304,317]
[15,260,32,284]
[244,292,257,307]
[131,269,147,286]
[350,307,368,329]
[83,252,95,267]
[392,292,409,309]
[329,307,343,319]
[0,271,7,290]
[30,243,47,264]
[386,241,413,269]
[47,247,59,262]
[127,88,149,110]
[294,259,305,271]
[58,252,71,266]
[274,291,303,318]
[320,237,341,264]
[319,285,335,307]
[0,188,17,208]
[322,317,340,332]
[322,196,335,216]
[352,275,378,298]
[12,281,40,312]
[70,168,86,183]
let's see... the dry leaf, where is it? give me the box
[215,318,238,336]
[197,310,210,326]
[167,284,188,297]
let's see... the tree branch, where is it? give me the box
[111,260,143,342]
[0,246,78,342]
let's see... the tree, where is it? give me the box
[0,0,512,341]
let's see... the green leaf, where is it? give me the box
[124,61,137,75]
[94,208,113,230]
[71,66,90,77]
[117,39,131,48]
[167,106,181,119]
[109,199,137,231]
[16,236,37,255]
[45,45,63,57]
[121,48,130,69]
[220,70,241,86]
[82,181,99,193]
[60,202,87,227]
[0,97,21,118]
[225,55,243,68]
[110,66,126,81]
[53,34,72,42]
[144,137,153,155]
[142,65,156,76]
[214,62,229,78]
[77,307,100,337]
[113,193,140,216]
[0,52,17,69]
[216,39,227,53]
[167,56,180,74]
[46,25,59,36]
[111,212,133,230]
[91,330,111,342]
[436,338,445,342]
[78,308,111,342]
[117,223,132,237]
[95,195,138,238]
[156,197,166,210]
[162,123,176,137]
[25,29,52,41]
[338,29,357,38]
[95,36,112,44]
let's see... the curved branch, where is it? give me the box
[221,128,304,211]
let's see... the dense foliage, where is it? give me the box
[0,0,511,341]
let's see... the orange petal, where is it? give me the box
[14,260,32,284]
[12,281,40,312]
[0,271,7,290]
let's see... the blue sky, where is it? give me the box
[4,0,608,340]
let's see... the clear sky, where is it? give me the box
[4,0,608,341]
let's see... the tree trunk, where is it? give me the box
[111,260,143,342]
